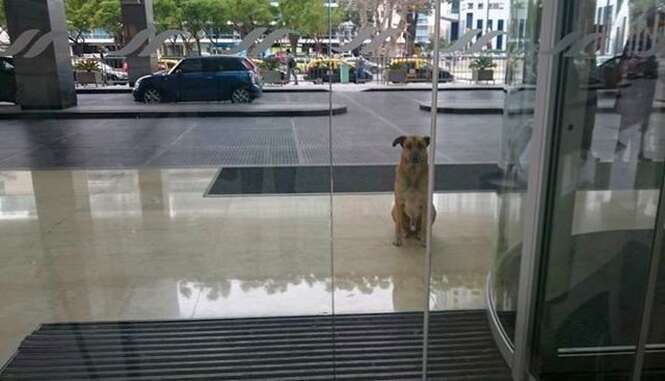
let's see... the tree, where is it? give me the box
[180,0,217,55]
[155,0,196,56]
[205,0,233,49]
[155,0,186,55]
[279,0,336,52]
[65,0,98,55]
[226,0,274,37]
[94,0,123,49]
[339,0,431,55]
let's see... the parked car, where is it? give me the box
[0,57,16,103]
[133,56,263,104]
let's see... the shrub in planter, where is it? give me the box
[386,61,408,83]
[74,59,102,85]
[470,55,497,82]
[258,57,284,84]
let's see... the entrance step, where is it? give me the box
[0,311,511,380]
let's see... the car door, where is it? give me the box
[217,58,245,101]
[201,58,224,101]
[175,58,214,102]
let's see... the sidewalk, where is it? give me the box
[75,81,505,94]
[0,102,347,120]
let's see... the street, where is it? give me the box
[0,90,662,169]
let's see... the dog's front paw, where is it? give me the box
[393,237,403,247]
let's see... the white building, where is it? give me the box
[459,0,511,50]
[416,0,511,51]
[595,0,631,58]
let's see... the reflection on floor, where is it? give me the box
[0,169,497,365]
[0,168,658,365]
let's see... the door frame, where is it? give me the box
[509,0,564,379]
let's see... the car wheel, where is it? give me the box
[143,88,162,104]
[231,88,252,104]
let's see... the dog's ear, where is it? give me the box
[392,136,406,147]
[423,136,431,147]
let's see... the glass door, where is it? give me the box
[506,0,665,379]
[0,0,339,379]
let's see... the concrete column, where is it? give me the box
[3,0,76,109]
[121,0,157,86]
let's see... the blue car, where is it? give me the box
[133,56,262,104]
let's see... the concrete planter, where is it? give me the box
[472,69,494,82]
[76,71,102,86]
[262,70,284,84]
[386,69,407,84]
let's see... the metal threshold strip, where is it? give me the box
[0,310,511,380]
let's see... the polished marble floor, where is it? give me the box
[0,168,660,365]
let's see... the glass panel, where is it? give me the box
[491,0,542,347]
[642,178,665,379]
[642,6,665,377]
[0,0,336,378]
[427,0,519,379]
[531,0,665,379]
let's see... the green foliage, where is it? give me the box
[258,56,282,72]
[65,0,98,42]
[74,59,100,71]
[94,0,123,45]
[279,0,343,37]
[469,56,497,71]
[155,0,184,31]
[225,0,274,36]
[181,0,235,54]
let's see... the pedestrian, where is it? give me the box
[355,55,365,84]
[286,49,298,85]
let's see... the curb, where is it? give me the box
[75,88,331,95]
[419,103,504,114]
[0,104,347,120]
[364,86,503,92]
[419,102,665,115]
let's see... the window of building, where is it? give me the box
[452,0,460,13]
[478,2,483,9]
[466,12,474,29]
[451,21,460,40]
[468,2,473,9]
[497,19,504,49]
[476,19,484,31]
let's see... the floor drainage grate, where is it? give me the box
[0,311,511,380]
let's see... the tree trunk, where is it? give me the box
[289,34,299,53]
[195,38,202,55]
[406,12,418,56]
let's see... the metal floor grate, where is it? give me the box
[1,311,511,381]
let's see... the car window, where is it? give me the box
[176,59,202,73]
[220,58,246,71]
[202,59,224,73]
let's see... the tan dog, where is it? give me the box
[391,136,436,247]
